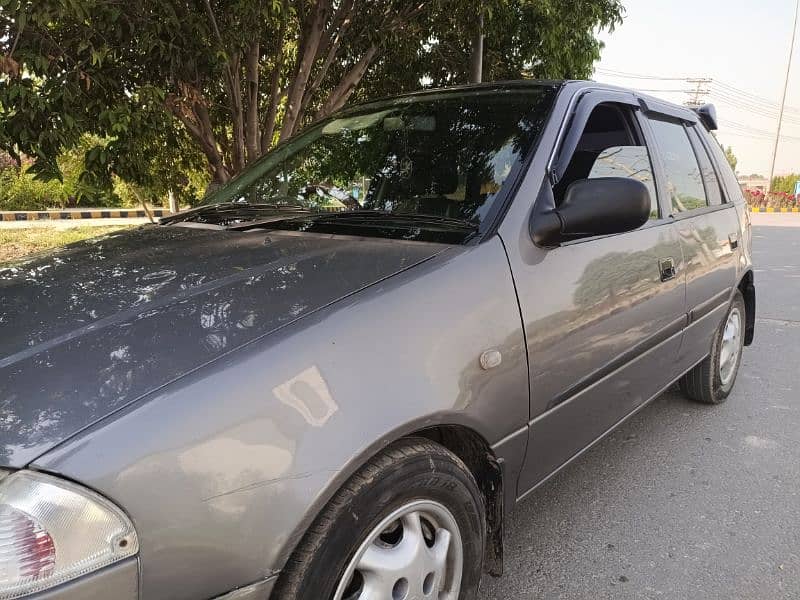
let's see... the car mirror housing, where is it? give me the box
[530,177,652,247]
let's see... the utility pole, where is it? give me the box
[768,0,800,194]
[469,7,484,84]
[685,77,712,107]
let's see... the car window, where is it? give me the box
[199,88,558,242]
[696,126,745,202]
[648,118,708,213]
[687,126,724,206]
[588,146,658,219]
[555,103,659,220]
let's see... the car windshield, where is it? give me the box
[168,86,557,243]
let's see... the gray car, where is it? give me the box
[0,81,754,600]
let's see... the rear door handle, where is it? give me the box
[659,257,676,282]
[729,232,739,249]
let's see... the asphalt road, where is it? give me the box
[479,214,800,600]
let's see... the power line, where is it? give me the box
[686,78,712,107]
[595,68,690,81]
[597,67,800,115]
[597,65,800,173]
[708,90,800,126]
[711,80,800,113]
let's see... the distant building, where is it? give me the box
[738,176,768,192]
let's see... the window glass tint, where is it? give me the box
[695,126,741,202]
[687,126,724,205]
[588,146,659,219]
[648,118,708,213]
[203,88,557,235]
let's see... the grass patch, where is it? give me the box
[0,225,132,262]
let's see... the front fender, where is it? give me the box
[33,237,528,600]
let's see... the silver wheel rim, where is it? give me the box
[333,500,464,600]
[719,307,742,387]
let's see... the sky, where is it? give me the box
[593,0,800,177]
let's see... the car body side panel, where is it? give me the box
[671,205,740,373]
[694,123,754,285]
[508,217,687,493]
[497,84,688,495]
[33,237,529,600]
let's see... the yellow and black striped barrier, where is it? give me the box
[750,207,800,213]
[1,209,172,222]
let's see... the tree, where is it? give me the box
[0,0,624,193]
[770,173,800,194]
[724,145,737,173]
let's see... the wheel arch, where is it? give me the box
[269,418,506,600]
[413,424,505,577]
[738,269,755,346]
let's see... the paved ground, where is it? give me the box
[479,214,800,600]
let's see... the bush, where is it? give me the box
[0,137,209,211]
[744,189,799,209]
[0,167,68,210]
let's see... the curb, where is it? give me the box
[1,209,171,222]
[750,207,800,213]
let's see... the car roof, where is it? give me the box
[338,79,700,124]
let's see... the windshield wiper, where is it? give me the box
[304,211,480,231]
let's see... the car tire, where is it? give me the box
[679,290,746,405]
[271,437,486,600]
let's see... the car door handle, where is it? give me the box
[658,257,677,282]
[728,232,739,249]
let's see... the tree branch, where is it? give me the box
[298,0,355,119]
[165,96,231,183]
[314,45,378,122]
[7,17,24,57]
[202,0,245,171]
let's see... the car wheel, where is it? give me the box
[679,290,746,405]
[271,437,486,600]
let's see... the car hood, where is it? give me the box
[0,225,448,468]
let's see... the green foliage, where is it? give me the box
[0,0,624,195]
[0,131,207,209]
[0,165,67,210]
[770,174,800,195]
[724,146,737,172]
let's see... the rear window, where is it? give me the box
[648,118,708,213]
[694,126,744,204]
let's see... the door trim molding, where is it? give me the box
[689,287,731,324]
[529,313,688,425]
[517,352,706,503]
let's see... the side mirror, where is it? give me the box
[530,177,651,247]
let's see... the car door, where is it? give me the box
[643,111,741,375]
[505,92,688,495]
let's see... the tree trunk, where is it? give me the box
[261,19,288,154]
[227,55,246,173]
[280,0,331,142]
[245,41,261,164]
[469,8,484,84]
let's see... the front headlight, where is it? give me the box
[0,470,139,599]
